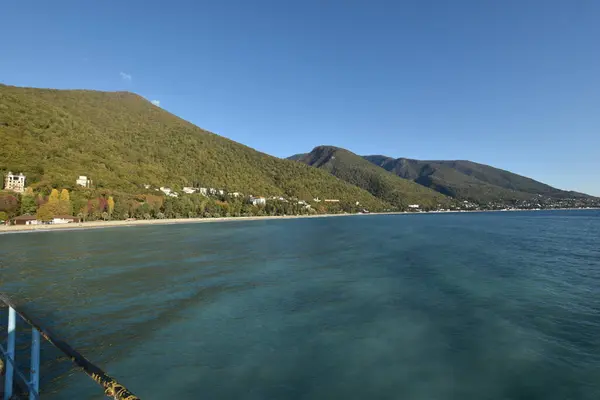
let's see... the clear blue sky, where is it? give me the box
[2,0,599,195]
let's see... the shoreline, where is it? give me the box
[0,213,357,234]
[0,208,598,235]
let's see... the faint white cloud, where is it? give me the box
[151,100,160,107]
[119,71,132,81]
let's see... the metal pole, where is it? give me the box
[4,307,16,400]
[29,328,41,400]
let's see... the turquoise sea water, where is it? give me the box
[1,210,599,399]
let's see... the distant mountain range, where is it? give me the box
[289,148,590,205]
[292,147,449,209]
[362,155,587,202]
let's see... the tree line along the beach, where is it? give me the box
[0,187,372,223]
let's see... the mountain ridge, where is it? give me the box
[362,154,587,202]
[294,146,451,210]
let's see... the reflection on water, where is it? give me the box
[1,211,600,399]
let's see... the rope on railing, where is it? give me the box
[0,293,140,400]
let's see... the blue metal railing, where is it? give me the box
[1,293,139,399]
[0,306,40,399]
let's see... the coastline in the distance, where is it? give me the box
[2,208,598,235]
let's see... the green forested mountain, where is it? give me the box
[287,153,307,161]
[0,84,389,210]
[363,155,586,202]
[294,146,450,209]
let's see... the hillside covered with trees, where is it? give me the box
[0,84,391,219]
[294,146,451,210]
[363,155,588,203]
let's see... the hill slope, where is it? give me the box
[363,155,585,202]
[0,84,389,210]
[287,153,307,161]
[294,146,450,209]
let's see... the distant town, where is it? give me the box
[1,171,598,226]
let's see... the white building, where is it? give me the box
[76,176,91,188]
[52,216,81,224]
[229,192,241,198]
[198,188,208,196]
[183,187,196,194]
[160,187,178,197]
[250,196,266,206]
[4,172,26,193]
[218,189,225,195]
[313,198,321,203]
[408,204,420,209]
[324,199,340,203]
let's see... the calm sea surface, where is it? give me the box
[1,211,599,399]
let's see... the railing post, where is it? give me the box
[29,328,41,399]
[4,306,16,400]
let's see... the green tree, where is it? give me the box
[162,199,174,218]
[0,211,8,222]
[112,198,129,220]
[72,197,88,219]
[134,203,151,219]
[20,193,37,215]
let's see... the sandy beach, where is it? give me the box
[0,213,362,234]
[1,208,597,235]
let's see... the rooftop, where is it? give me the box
[13,215,37,220]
